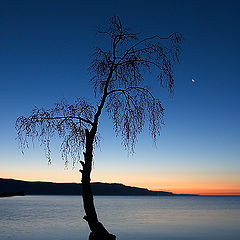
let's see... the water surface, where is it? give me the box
[0,195,239,240]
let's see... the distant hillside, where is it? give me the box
[0,178,174,196]
[0,178,198,196]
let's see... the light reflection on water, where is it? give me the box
[0,195,239,240]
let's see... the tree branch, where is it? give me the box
[42,116,93,126]
[116,59,164,71]
[116,33,175,66]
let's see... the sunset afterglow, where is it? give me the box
[0,0,240,197]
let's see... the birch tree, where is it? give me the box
[16,16,182,240]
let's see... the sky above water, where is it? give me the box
[0,0,239,195]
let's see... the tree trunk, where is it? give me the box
[81,129,116,240]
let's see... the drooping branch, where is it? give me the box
[16,98,97,165]
[105,85,164,152]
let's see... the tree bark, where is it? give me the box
[81,129,116,240]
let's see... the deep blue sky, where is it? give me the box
[0,0,239,195]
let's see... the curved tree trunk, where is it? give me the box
[81,129,116,240]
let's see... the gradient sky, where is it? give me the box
[0,0,239,195]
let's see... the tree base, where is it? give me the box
[89,232,116,240]
[83,216,116,240]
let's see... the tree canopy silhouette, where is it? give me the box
[16,16,182,240]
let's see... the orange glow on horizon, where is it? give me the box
[2,177,239,196]
[1,169,240,196]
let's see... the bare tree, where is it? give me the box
[16,17,182,240]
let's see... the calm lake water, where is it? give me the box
[0,195,240,240]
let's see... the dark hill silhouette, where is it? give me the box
[0,178,198,196]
